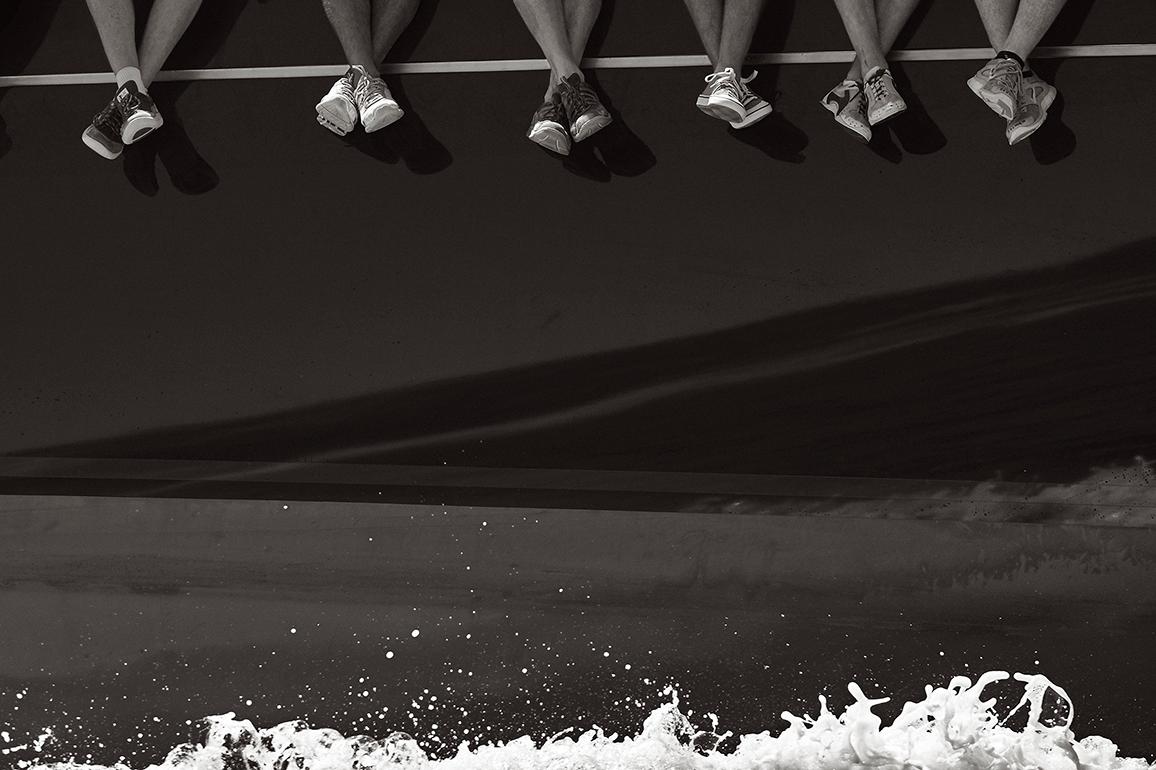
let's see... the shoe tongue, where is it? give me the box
[864,66,885,81]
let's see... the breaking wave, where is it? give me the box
[17,671,1154,770]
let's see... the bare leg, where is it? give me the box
[85,0,139,73]
[321,0,378,76]
[832,0,887,75]
[514,0,583,99]
[137,0,202,86]
[846,0,923,81]
[683,0,724,68]
[371,0,421,62]
[718,0,765,72]
[563,0,601,60]
[973,0,1016,50]
[1002,0,1067,61]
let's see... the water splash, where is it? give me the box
[19,672,1154,770]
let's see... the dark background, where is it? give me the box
[1,1,1155,767]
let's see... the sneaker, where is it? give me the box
[556,73,612,142]
[316,67,360,136]
[699,68,772,128]
[862,66,906,125]
[821,80,871,143]
[968,56,1022,120]
[727,88,773,129]
[114,81,163,144]
[354,66,404,133]
[82,96,125,159]
[1006,72,1057,146]
[527,92,571,156]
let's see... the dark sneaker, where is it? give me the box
[863,66,906,125]
[527,92,571,155]
[82,96,125,159]
[556,73,612,142]
[968,57,1022,120]
[726,71,772,129]
[114,81,163,144]
[1006,72,1057,146]
[700,68,772,128]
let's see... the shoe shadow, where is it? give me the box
[887,62,946,156]
[866,122,903,164]
[123,86,219,196]
[0,112,11,160]
[558,140,611,182]
[0,0,65,161]
[727,109,807,164]
[1025,60,1076,165]
[1022,0,1091,165]
[370,78,453,174]
[582,71,656,179]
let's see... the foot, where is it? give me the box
[82,96,125,159]
[556,73,612,142]
[354,66,404,133]
[821,80,871,143]
[114,81,163,144]
[316,67,360,136]
[1006,72,1057,146]
[527,92,571,156]
[700,68,772,129]
[968,56,1022,120]
[862,66,906,126]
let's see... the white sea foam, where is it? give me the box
[17,671,1155,770]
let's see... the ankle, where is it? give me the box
[351,63,380,78]
[115,66,144,91]
[995,50,1025,69]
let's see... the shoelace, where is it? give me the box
[93,99,124,133]
[705,68,757,102]
[560,78,599,117]
[356,76,389,107]
[338,72,357,102]
[866,72,891,100]
[989,67,1022,97]
[114,86,143,118]
[535,97,565,123]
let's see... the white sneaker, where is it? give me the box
[1006,72,1057,146]
[316,67,359,136]
[821,80,871,143]
[862,66,906,125]
[968,56,1022,120]
[353,66,404,133]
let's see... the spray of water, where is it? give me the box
[16,671,1154,770]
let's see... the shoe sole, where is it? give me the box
[705,95,744,123]
[316,98,357,136]
[838,120,871,143]
[1007,87,1057,146]
[729,102,772,130]
[571,113,612,143]
[122,114,162,145]
[967,76,1015,120]
[528,124,571,156]
[81,127,122,160]
[362,104,405,133]
[868,101,906,126]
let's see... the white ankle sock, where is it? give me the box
[115,67,144,90]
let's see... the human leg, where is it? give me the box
[137,0,203,85]
[831,0,904,124]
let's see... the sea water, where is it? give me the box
[9,670,1153,770]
